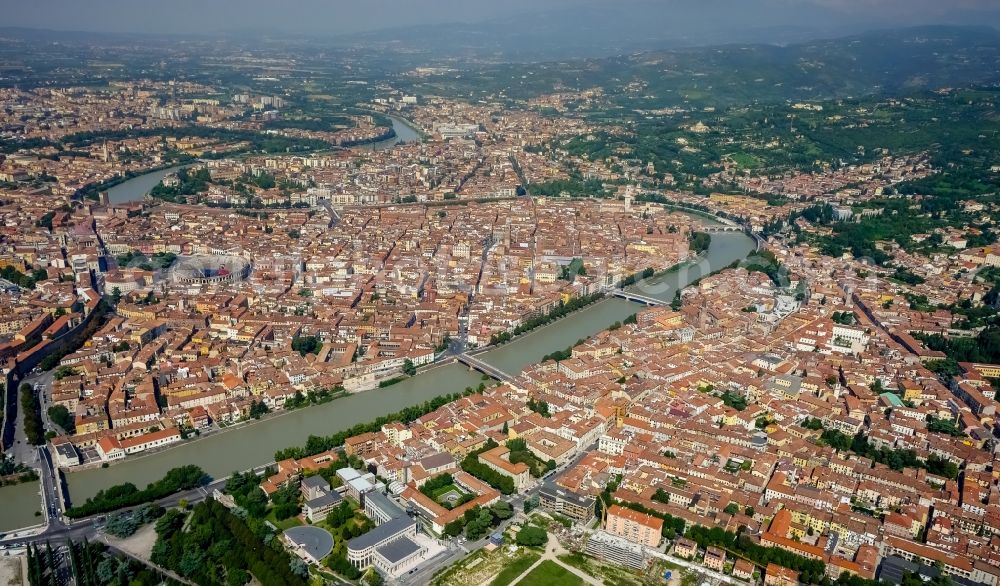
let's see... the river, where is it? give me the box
[369,114,422,150]
[101,116,418,208]
[64,364,485,505]
[105,165,187,205]
[481,230,754,374]
[61,229,753,505]
[0,481,43,533]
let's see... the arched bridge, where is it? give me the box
[455,353,515,383]
[609,290,668,306]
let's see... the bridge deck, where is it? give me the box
[609,290,667,306]
[455,354,515,382]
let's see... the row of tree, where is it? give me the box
[460,439,516,495]
[687,525,827,584]
[490,292,606,345]
[25,541,58,586]
[820,429,959,479]
[66,465,209,518]
[27,538,160,586]
[273,389,477,461]
[20,383,45,445]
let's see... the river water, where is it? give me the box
[372,114,421,149]
[0,481,43,533]
[105,165,187,205]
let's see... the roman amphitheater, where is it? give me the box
[168,254,252,286]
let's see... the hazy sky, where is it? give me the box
[5,0,998,35]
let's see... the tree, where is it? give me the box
[103,504,164,538]
[249,400,269,420]
[527,398,551,417]
[96,557,117,584]
[291,335,321,356]
[20,384,44,445]
[491,500,514,520]
[289,558,309,579]
[464,507,495,540]
[515,526,547,547]
[227,568,251,586]
[688,232,712,253]
[110,287,122,305]
[364,569,385,586]
[402,359,417,376]
[327,554,361,580]
[47,404,75,434]
[443,519,464,537]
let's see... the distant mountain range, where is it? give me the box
[4,0,1000,63]
[397,25,1000,107]
[1,19,999,107]
[323,1,1000,62]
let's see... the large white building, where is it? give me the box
[347,516,417,569]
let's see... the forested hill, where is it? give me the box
[401,26,1000,107]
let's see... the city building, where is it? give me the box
[347,516,418,569]
[606,505,663,548]
[538,481,596,524]
[585,531,648,570]
[283,526,334,565]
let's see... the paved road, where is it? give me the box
[37,447,63,528]
[396,542,466,585]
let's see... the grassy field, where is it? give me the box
[488,553,542,586]
[433,547,539,586]
[516,560,583,586]
[431,482,469,504]
[264,510,303,531]
[557,552,675,586]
